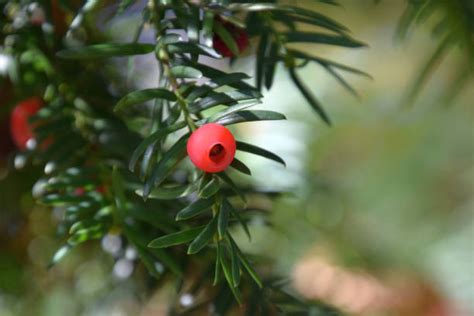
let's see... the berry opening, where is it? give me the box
[209,143,226,164]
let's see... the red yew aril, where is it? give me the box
[10,97,43,150]
[187,123,236,173]
[213,20,249,58]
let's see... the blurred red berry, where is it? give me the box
[187,123,236,173]
[10,97,43,150]
[213,20,249,58]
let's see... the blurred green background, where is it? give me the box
[1,0,473,315]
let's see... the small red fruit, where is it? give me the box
[213,20,249,58]
[10,97,43,150]
[187,123,236,173]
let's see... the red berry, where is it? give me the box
[213,21,249,58]
[187,123,236,173]
[10,97,42,150]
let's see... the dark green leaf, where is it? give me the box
[115,88,177,112]
[57,43,155,59]
[228,3,279,11]
[134,245,162,278]
[176,198,214,221]
[202,11,215,47]
[186,73,253,102]
[229,1,339,12]
[324,65,359,97]
[198,176,220,199]
[187,6,200,43]
[207,101,259,122]
[212,72,252,86]
[129,121,187,172]
[230,158,252,175]
[143,135,188,198]
[219,247,243,304]
[264,42,279,90]
[40,194,87,206]
[170,66,202,79]
[127,206,176,233]
[275,6,348,34]
[218,200,230,239]
[165,103,182,125]
[139,138,158,180]
[289,68,331,125]
[214,241,222,285]
[124,224,182,276]
[236,141,286,166]
[402,35,452,107]
[289,50,372,78]
[228,233,262,288]
[168,42,221,58]
[284,32,366,47]
[187,216,218,254]
[256,32,270,90]
[190,90,260,113]
[230,207,251,241]
[148,226,205,248]
[158,33,182,45]
[215,110,286,125]
[135,184,195,200]
[111,166,127,213]
[214,22,239,56]
[217,172,247,204]
[229,236,241,287]
[176,59,256,91]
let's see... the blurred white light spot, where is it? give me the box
[44,162,56,174]
[41,22,53,33]
[27,2,39,11]
[125,246,137,260]
[12,13,27,29]
[78,201,92,208]
[101,234,122,256]
[32,179,47,198]
[67,167,80,175]
[4,35,16,47]
[154,262,164,274]
[14,154,26,169]
[0,54,12,74]
[93,119,107,130]
[113,258,134,280]
[26,138,37,150]
[179,293,194,307]
[186,192,198,203]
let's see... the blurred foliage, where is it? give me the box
[0,0,473,315]
[397,0,474,105]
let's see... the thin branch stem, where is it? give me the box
[152,0,197,132]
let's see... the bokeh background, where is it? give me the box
[0,0,473,315]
